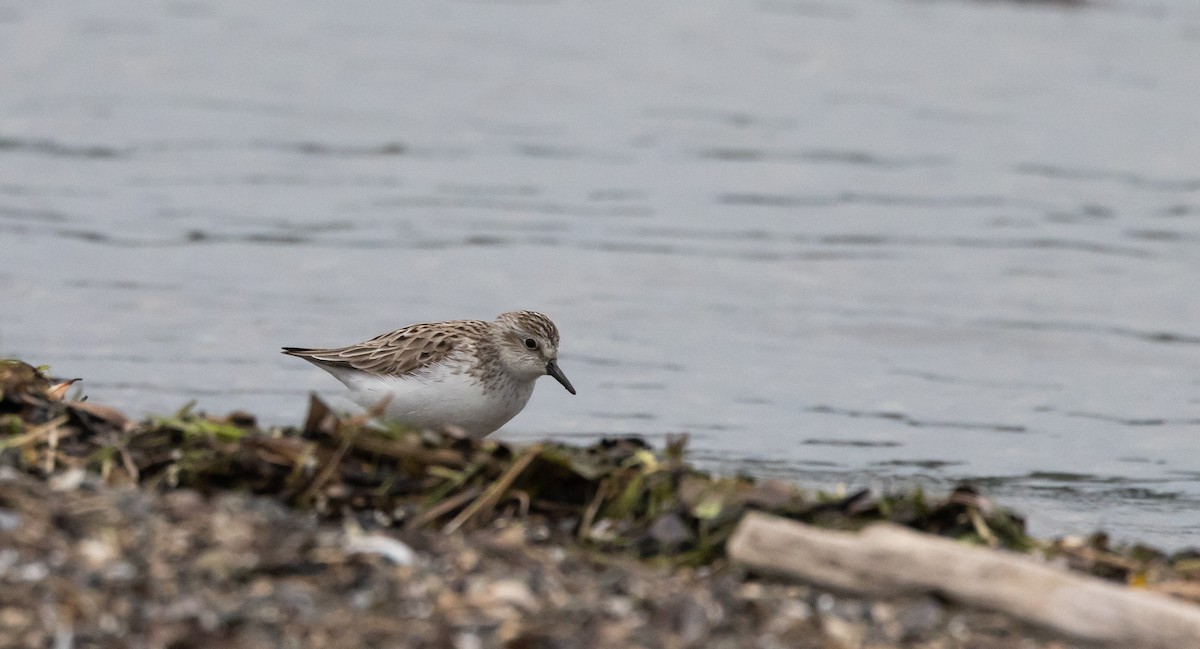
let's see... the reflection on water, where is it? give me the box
[2,0,1199,548]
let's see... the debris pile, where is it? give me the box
[1,360,1029,563]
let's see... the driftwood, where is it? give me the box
[727,512,1200,649]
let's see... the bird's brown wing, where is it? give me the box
[282,319,488,377]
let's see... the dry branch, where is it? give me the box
[728,512,1200,648]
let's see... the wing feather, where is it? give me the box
[282,319,488,377]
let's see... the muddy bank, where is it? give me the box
[1,360,1197,648]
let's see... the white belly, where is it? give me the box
[336,368,534,437]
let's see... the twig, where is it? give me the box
[407,486,483,529]
[506,489,531,520]
[968,507,998,547]
[43,425,59,474]
[0,415,69,451]
[578,478,609,541]
[443,444,543,534]
[297,421,358,504]
[349,435,466,468]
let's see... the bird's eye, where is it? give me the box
[524,338,538,350]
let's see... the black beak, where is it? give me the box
[546,360,576,395]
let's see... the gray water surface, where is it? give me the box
[3,0,1199,548]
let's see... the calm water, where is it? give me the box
[2,0,1199,547]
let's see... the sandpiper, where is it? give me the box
[283,311,575,436]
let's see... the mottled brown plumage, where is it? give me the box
[283,320,489,377]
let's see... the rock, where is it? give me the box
[642,512,694,555]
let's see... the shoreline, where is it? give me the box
[2,359,1198,648]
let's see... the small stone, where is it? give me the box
[672,596,709,644]
[894,598,945,640]
[456,549,480,572]
[0,549,18,574]
[48,468,86,492]
[779,600,812,622]
[479,579,539,613]
[587,519,619,543]
[869,602,894,624]
[737,582,765,600]
[453,632,482,649]
[0,509,21,532]
[17,562,49,582]
[104,561,136,581]
[947,614,970,640]
[78,538,117,568]
[486,523,526,550]
[0,607,30,630]
[643,513,694,554]
[604,596,635,617]
[821,615,865,649]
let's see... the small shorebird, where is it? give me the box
[282,311,575,436]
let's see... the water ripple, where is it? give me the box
[980,319,1200,345]
[1014,163,1200,192]
[807,404,1027,433]
[0,137,125,158]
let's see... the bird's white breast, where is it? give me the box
[334,363,535,436]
